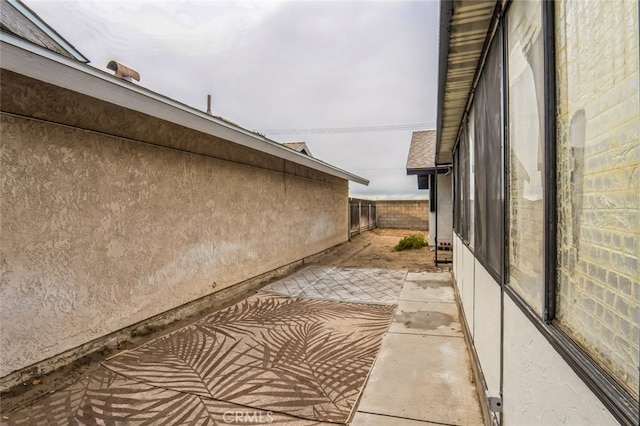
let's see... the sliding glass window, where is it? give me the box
[555,0,639,399]
[506,0,545,314]
[467,112,475,249]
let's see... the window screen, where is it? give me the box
[472,32,504,279]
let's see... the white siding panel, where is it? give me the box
[473,261,501,393]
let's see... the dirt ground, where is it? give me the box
[0,228,449,414]
[314,228,450,272]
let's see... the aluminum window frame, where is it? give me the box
[449,1,638,423]
[502,1,638,424]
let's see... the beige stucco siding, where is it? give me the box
[0,74,348,378]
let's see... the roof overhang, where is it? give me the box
[435,0,499,164]
[0,32,369,186]
[406,166,451,176]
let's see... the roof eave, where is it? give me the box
[0,33,368,186]
[435,1,500,165]
[406,165,451,176]
[435,0,454,165]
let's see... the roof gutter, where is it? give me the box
[0,32,369,186]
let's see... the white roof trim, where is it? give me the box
[0,32,369,185]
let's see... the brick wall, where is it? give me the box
[554,0,639,398]
[375,200,428,230]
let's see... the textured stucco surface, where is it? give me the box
[503,296,618,425]
[0,73,348,378]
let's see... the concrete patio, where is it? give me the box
[2,251,483,425]
[352,271,483,426]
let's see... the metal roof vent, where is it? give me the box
[106,60,140,82]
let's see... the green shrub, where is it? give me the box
[394,234,427,251]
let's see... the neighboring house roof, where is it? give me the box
[282,142,313,157]
[0,30,368,185]
[435,0,496,164]
[0,0,88,62]
[406,130,448,175]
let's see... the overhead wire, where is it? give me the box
[258,123,435,135]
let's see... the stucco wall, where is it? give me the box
[503,296,618,425]
[0,72,348,378]
[376,200,428,230]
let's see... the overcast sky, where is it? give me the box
[27,0,439,199]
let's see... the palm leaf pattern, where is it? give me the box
[103,294,395,423]
[2,367,326,425]
[230,321,384,421]
[5,268,402,425]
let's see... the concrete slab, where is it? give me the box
[357,333,483,426]
[406,272,452,282]
[261,266,407,305]
[351,412,442,425]
[389,300,462,337]
[398,280,455,303]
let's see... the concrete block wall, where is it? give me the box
[375,200,428,230]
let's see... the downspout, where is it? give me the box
[434,174,439,265]
[348,198,352,241]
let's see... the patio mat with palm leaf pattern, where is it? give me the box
[4,287,399,425]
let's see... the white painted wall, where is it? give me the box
[436,173,453,244]
[461,241,475,337]
[453,236,460,285]
[428,210,436,246]
[453,232,621,425]
[502,296,619,425]
[472,261,501,394]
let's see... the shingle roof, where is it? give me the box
[0,0,87,62]
[282,142,313,157]
[282,142,305,151]
[406,130,437,171]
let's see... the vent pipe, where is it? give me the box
[206,94,212,115]
[106,61,140,82]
